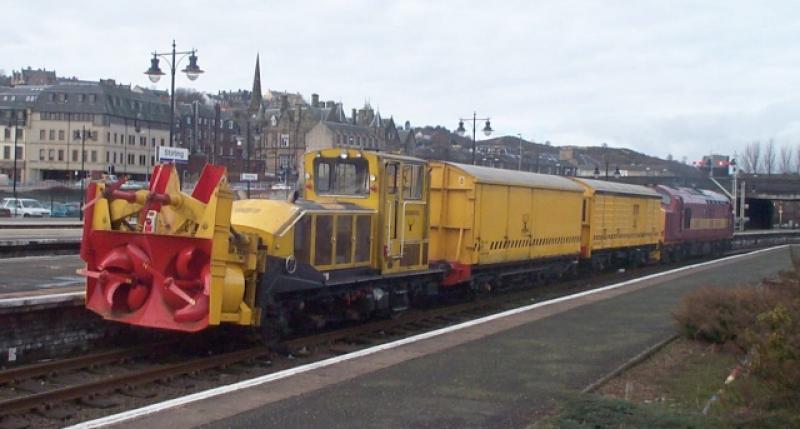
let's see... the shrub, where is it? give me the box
[672,286,776,348]
[744,302,800,407]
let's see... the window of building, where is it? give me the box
[278,154,291,169]
[106,151,110,163]
[39,149,45,160]
[128,153,134,164]
[91,151,97,163]
[280,134,290,148]
[16,147,22,160]
[58,130,64,141]
[48,149,55,161]
[160,138,165,146]
[39,130,45,140]
[49,130,55,140]
[3,146,9,159]
[113,152,117,163]
[73,130,81,140]
[4,128,10,139]
[72,150,78,162]
[15,129,22,139]
[113,133,117,143]
[151,137,156,147]
[58,149,64,161]
[139,154,145,165]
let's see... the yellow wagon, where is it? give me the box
[428,162,584,288]
[570,178,664,268]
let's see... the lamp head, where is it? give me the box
[181,51,204,81]
[145,55,165,83]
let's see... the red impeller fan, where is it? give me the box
[80,243,210,323]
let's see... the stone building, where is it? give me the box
[261,93,352,184]
[0,78,171,184]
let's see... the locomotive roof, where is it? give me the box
[443,162,585,192]
[655,185,729,204]
[571,178,662,198]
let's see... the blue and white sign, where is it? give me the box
[158,146,189,164]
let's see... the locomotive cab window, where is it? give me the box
[386,163,398,194]
[314,157,369,196]
[683,208,692,230]
[402,164,424,200]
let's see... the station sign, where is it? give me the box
[158,146,189,164]
[240,173,258,182]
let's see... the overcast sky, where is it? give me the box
[4,0,800,162]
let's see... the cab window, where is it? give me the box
[402,164,423,200]
[314,157,369,196]
[386,163,398,194]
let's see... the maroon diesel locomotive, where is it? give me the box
[655,185,733,262]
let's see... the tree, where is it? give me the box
[779,144,793,174]
[764,139,776,175]
[743,141,762,173]
[796,144,800,174]
[174,88,207,105]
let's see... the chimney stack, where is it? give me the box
[311,93,320,108]
[352,108,357,125]
[325,100,334,108]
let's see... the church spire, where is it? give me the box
[249,54,263,113]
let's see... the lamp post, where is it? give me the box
[8,115,20,216]
[730,157,738,229]
[456,112,493,165]
[79,126,86,220]
[602,142,609,179]
[144,40,204,149]
[517,133,524,171]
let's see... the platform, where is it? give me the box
[0,218,82,228]
[0,228,81,247]
[71,245,794,429]
[0,254,83,297]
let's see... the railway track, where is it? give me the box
[0,248,784,428]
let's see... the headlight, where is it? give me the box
[284,255,297,274]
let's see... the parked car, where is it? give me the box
[51,202,81,218]
[0,198,52,217]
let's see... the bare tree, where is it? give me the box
[743,141,761,173]
[764,139,776,175]
[780,144,793,174]
[796,144,800,174]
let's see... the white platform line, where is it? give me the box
[66,244,788,429]
[0,291,84,308]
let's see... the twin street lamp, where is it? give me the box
[144,40,204,149]
[456,112,493,165]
